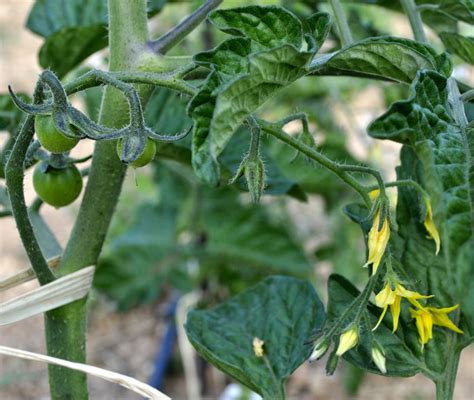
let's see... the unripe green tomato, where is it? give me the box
[33,162,83,208]
[35,115,79,153]
[117,137,156,167]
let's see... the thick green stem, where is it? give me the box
[401,0,427,43]
[435,348,460,400]
[44,1,149,399]
[258,119,371,207]
[328,0,353,47]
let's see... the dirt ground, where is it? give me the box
[0,1,473,399]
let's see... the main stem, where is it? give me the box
[400,0,427,43]
[328,0,353,47]
[44,1,149,399]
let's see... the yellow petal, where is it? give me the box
[373,305,389,331]
[366,210,390,273]
[428,305,464,334]
[395,284,429,299]
[375,283,396,307]
[390,296,402,332]
[424,202,441,255]
[336,327,358,356]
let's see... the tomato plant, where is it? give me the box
[0,1,472,400]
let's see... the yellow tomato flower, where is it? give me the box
[410,304,463,348]
[365,209,390,274]
[336,327,358,356]
[424,200,441,255]
[373,281,432,332]
[252,337,264,357]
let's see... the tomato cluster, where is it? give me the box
[32,116,156,208]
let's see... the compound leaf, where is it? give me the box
[188,6,331,185]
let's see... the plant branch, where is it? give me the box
[401,0,427,43]
[258,119,372,207]
[148,0,223,54]
[5,84,56,285]
[328,0,353,47]
[460,89,474,103]
[64,70,196,97]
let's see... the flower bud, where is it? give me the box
[229,154,266,203]
[423,198,441,255]
[309,338,329,362]
[244,157,265,203]
[365,203,390,274]
[371,342,387,374]
[336,327,358,356]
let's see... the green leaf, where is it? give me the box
[368,70,473,370]
[209,6,304,49]
[437,0,474,24]
[145,88,305,198]
[27,0,166,77]
[327,274,424,377]
[312,37,451,83]
[39,25,107,78]
[200,187,312,276]
[185,276,325,399]
[188,6,330,185]
[440,32,474,65]
[26,0,107,38]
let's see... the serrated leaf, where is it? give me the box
[440,32,474,65]
[209,6,304,49]
[327,274,425,377]
[367,70,473,373]
[188,6,330,185]
[312,37,451,83]
[185,276,325,399]
[145,88,304,198]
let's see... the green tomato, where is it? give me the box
[117,137,156,168]
[35,115,79,153]
[33,162,83,208]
